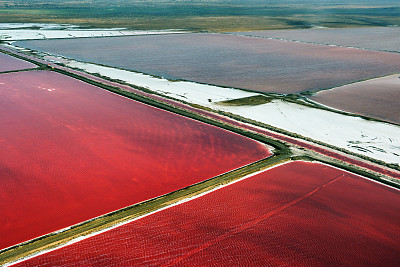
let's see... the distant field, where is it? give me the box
[1,1,400,31]
[312,74,400,124]
[16,33,400,93]
[0,70,271,250]
[0,52,36,72]
[235,27,400,53]
[16,161,400,266]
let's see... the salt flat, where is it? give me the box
[0,23,185,41]
[214,99,400,165]
[67,61,258,104]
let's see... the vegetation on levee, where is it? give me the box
[217,95,272,106]
[0,67,39,74]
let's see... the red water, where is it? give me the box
[17,161,400,266]
[0,70,271,250]
[0,52,36,72]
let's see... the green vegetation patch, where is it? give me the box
[217,95,272,106]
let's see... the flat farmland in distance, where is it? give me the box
[237,27,400,53]
[0,52,36,72]
[312,74,400,124]
[0,70,271,250]
[17,161,400,266]
[15,34,400,93]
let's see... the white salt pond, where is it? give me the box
[0,23,186,40]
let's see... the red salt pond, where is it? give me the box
[0,52,37,72]
[16,161,400,266]
[0,70,271,250]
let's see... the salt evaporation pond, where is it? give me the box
[17,161,400,266]
[0,70,271,250]
[15,33,400,93]
[236,27,400,53]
